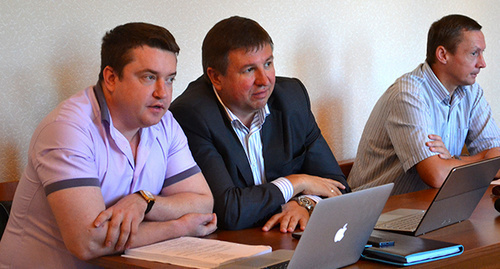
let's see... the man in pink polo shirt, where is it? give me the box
[0,22,217,268]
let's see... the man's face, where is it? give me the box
[213,44,275,122]
[444,30,486,91]
[107,46,177,133]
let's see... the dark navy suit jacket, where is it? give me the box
[170,76,350,230]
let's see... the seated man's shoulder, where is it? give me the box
[36,90,97,138]
[273,76,308,97]
[171,77,212,107]
[378,72,428,105]
[186,75,210,90]
[394,66,428,92]
[56,89,96,118]
[275,76,303,88]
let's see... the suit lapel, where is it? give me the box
[212,96,256,187]
[261,103,285,181]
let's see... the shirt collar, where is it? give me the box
[93,82,111,123]
[422,61,466,105]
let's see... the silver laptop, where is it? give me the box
[219,183,393,269]
[375,156,500,236]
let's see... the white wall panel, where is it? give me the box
[1,0,499,182]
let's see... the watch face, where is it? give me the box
[300,197,312,206]
[138,190,155,214]
[141,190,155,200]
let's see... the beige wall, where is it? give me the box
[1,1,499,182]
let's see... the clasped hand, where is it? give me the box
[426,134,452,159]
[93,193,146,251]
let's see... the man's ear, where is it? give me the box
[102,66,117,93]
[207,67,223,91]
[436,46,448,65]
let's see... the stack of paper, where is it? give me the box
[123,237,272,269]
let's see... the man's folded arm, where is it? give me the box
[416,147,500,188]
[47,184,217,261]
[146,171,214,221]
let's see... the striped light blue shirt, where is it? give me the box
[213,89,296,202]
[348,62,500,195]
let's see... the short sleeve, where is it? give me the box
[161,112,199,185]
[386,85,436,171]
[31,120,98,188]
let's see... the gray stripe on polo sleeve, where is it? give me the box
[163,165,201,188]
[44,178,100,196]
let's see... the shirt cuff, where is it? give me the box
[302,195,322,204]
[271,177,294,202]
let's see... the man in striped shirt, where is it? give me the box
[348,14,500,195]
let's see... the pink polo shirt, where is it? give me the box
[0,84,200,268]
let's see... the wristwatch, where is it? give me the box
[291,196,315,215]
[136,190,155,214]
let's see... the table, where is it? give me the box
[90,185,500,268]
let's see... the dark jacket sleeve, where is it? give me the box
[262,77,350,191]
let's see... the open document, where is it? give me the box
[122,237,272,269]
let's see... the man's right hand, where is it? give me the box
[262,201,309,233]
[93,193,147,251]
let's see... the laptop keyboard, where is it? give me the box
[263,260,290,269]
[375,211,424,231]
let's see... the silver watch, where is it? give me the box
[291,196,315,215]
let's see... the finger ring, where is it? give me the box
[330,189,334,193]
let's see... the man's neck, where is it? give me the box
[212,86,260,128]
[429,63,457,94]
[238,113,256,129]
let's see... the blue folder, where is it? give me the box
[361,230,464,266]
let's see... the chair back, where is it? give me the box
[0,180,18,240]
[338,159,354,178]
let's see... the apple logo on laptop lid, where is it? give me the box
[334,223,348,242]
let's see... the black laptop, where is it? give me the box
[375,156,500,236]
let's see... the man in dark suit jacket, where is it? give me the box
[170,16,350,232]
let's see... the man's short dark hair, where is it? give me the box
[98,22,180,82]
[426,14,481,65]
[202,16,273,81]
